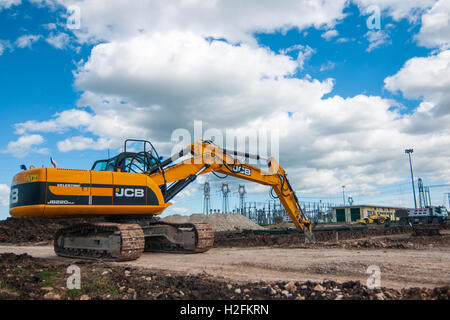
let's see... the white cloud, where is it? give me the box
[71,32,318,136]
[0,0,21,10]
[321,29,338,41]
[57,136,111,152]
[17,32,324,147]
[169,207,190,214]
[55,0,347,44]
[15,106,150,152]
[75,32,299,98]
[45,32,70,49]
[320,61,336,72]
[15,34,41,49]
[2,135,49,158]
[336,37,349,43]
[15,109,94,134]
[365,30,390,52]
[0,41,6,55]
[245,183,271,195]
[296,46,316,70]
[30,0,59,9]
[354,0,448,51]
[280,44,315,69]
[0,39,12,55]
[42,22,57,30]
[354,0,437,22]
[0,184,10,207]
[385,50,450,134]
[384,50,450,111]
[416,0,450,49]
[176,188,197,200]
[12,30,450,195]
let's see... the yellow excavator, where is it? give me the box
[9,139,314,261]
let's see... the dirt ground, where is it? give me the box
[127,245,450,289]
[1,231,449,290]
[0,217,449,299]
[0,253,448,300]
[214,225,419,247]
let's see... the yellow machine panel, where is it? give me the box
[10,167,169,218]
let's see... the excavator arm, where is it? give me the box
[150,141,315,242]
[10,138,313,262]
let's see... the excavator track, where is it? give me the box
[54,220,214,261]
[192,222,215,252]
[143,221,214,253]
[54,222,145,261]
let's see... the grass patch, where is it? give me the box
[10,267,26,275]
[0,281,18,293]
[107,282,120,295]
[67,288,82,300]
[90,275,121,295]
[68,275,121,298]
[38,268,61,288]
[39,279,54,287]
[40,269,60,278]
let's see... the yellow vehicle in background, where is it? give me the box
[358,213,391,225]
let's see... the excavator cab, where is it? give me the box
[91,152,157,173]
[91,139,161,174]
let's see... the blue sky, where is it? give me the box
[0,0,449,219]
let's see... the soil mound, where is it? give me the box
[0,217,97,244]
[163,213,265,232]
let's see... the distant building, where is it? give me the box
[332,205,404,223]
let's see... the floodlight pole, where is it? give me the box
[342,185,346,206]
[405,149,417,209]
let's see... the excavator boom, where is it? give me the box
[150,141,315,242]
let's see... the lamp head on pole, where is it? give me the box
[405,148,413,154]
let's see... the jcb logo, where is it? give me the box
[232,165,251,176]
[115,188,144,198]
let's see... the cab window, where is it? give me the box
[92,157,117,171]
[92,160,108,171]
[123,155,148,173]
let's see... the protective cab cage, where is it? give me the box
[91,139,168,197]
